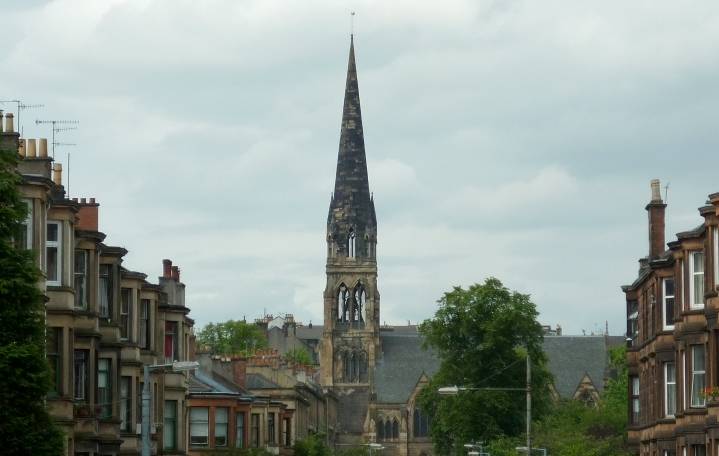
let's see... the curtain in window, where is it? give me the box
[215,408,229,446]
[190,407,209,446]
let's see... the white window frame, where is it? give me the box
[664,362,676,417]
[689,251,705,309]
[690,344,706,408]
[46,221,62,286]
[663,278,675,330]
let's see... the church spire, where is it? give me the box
[332,34,371,205]
[328,35,376,258]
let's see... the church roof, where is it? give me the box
[374,333,440,404]
[542,335,625,398]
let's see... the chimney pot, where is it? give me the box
[38,138,48,158]
[163,259,172,279]
[89,198,95,204]
[171,265,180,281]
[80,198,87,204]
[26,139,37,158]
[52,163,62,186]
[650,179,662,202]
[18,139,26,157]
[4,113,14,133]
[72,198,78,202]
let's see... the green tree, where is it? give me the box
[197,320,268,355]
[294,433,330,456]
[0,149,64,454]
[417,278,553,455]
[285,347,313,366]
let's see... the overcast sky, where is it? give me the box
[3,0,718,335]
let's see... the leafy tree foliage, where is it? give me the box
[285,347,313,365]
[417,278,552,455]
[293,433,330,456]
[485,346,630,456]
[0,149,64,454]
[197,320,268,355]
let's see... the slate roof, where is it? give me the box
[246,373,281,389]
[374,333,440,403]
[542,335,625,399]
[190,369,248,396]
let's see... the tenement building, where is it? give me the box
[2,111,195,456]
[623,180,719,456]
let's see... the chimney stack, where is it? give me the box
[231,357,247,389]
[18,139,25,157]
[163,259,172,279]
[52,163,62,186]
[76,198,100,231]
[26,139,36,158]
[4,113,14,133]
[38,138,48,158]
[171,265,180,281]
[646,178,666,259]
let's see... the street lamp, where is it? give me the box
[141,360,199,456]
[438,353,532,455]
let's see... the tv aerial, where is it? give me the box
[35,119,79,158]
[0,99,44,136]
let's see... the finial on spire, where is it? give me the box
[350,11,355,38]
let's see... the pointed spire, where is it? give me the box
[332,34,370,205]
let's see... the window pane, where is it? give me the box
[665,278,675,297]
[163,401,177,450]
[694,252,704,273]
[47,223,58,242]
[47,247,58,281]
[215,408,228,446]
[120,377,131,431]
[693,345,705,371]
[236,413,245,448]
[190,407,209,446]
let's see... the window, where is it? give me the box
[663,278,675,329]
[692,445,706,456]
[99,264,112,318]
[348,229,355,258]
[139,299,150,349]
[120,377,131,432]
[714,227,719,287]
[337,283,349,323]
[631,376,640,424]
[216,408,229,447]
[377,419,384,440]
[15,198,32,250]
[74,250,87,309]
[97,358,111,418]
[190,407,209,447]
[120,288,132,340]
[691,345,706,407]
[627,300,638,346]
[665,362,676,417]
[392,418,399,439]
[164,321,178,363]
[251,413,260,448]
[47,328,62,395]
[164,401,177,450]
[283,418,291,447]
[74,350,88,401]
[690,252,705,309]
[235,412,245,448]
[268,412,276,444]
[413,408,430,437]
[46,222,61,285]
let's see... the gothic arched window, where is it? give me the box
[353,283,365,324]
[337,283,349,322]
[384,420,392,440]
[348,229,356,258]
[413,408,430,437]
[377,419,384,440]
[392,418,399,439]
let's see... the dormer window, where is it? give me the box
[348,229,356,258]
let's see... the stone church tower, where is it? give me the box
[319,35,380,438]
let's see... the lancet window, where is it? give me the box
[348,229,356,258]
[413,408,430,437]
[337,283,349,322]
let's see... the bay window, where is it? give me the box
[190,407,209,447]
[690,252,704,309]
[74,250,87,309]
[99,264,112,318]
[46,221,61,285]
[98,358,111,418]
[163,400,177,450]
[215,408,229,447]
[74,350,88,402]
[663,278,675,329]
[690,344,706,407]
[236,412,245,448]
[665,362,676,417]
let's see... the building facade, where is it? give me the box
[624,180,719,456]
[2,111,195,456]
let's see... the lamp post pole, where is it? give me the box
[526,353,531,456]
[141,361,199,456]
